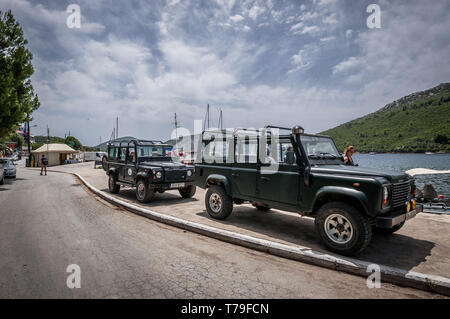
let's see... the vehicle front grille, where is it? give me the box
[392,181,412,208]
[165,169,187,182]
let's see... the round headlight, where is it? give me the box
[156,171,162,178]
[187,170,192,177]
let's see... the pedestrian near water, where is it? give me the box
[343,145,355,166]
[40,154,48,175]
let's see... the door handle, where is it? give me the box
[261,177,270,181]
[231,173,239,177]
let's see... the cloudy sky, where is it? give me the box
[1,0,449,146]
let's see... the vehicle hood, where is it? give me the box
[140,161,188,169]
[311,165,409,181]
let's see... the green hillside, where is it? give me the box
[321,83,450,153]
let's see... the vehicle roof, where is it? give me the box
[107,139,170,147]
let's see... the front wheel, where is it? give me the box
[179,185,196,198]
[315,202,372,256]
[205,185,233,220]
[0,177,4,185]
[108,174,120,193]
[136,180,154,203]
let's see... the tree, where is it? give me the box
[9,132,23,148]
[0,10,40,139]
[64,136,82,150]
[434,134,449,145]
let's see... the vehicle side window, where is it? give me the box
[108,148,117,160]
[119,147,127,161]
[264,141,296,165]
[280,142,296,165]
[236,139,257,163]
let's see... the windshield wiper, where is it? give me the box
[308,153,337,159]
[319,152,337,159]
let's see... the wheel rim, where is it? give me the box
[109,176,114,188]
[137,182,145,199]
[209,193,222,213]
[324,213,354,244]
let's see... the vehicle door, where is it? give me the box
[230,136,258,199]
[257,138,301,206]
[124,145,137,183]
[117,146,129,181]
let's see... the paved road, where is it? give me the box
[0,168,443,298]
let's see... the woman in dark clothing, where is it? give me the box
[343,145,355,165]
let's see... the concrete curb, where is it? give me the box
[65,170,450,296]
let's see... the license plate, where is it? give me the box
[170,182,185,188]
[405,208,418,221]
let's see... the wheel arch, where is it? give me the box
[311,186,370,217]
[205,174,232,195]
[108,167,118,178]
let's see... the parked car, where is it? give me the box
[0,161,4,185]
[194,125,422,256]
[104,139,196,203]
[0,158,16,179]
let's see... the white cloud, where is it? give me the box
[229,14,244,23]
[332,57,365,74]
[248,5,265,21]
[323,13,338,25]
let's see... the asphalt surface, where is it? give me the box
[0,168,443,298]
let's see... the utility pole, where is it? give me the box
[218,109,223,129]
[27,119,31,167]
[174,113,179,142]
[116,117,119,139]
[203,104,210,131]
[47,125,50,153]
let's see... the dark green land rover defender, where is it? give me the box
[104,139,196,203]
[194,126,422,256]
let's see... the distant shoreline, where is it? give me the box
[355,152,450,155]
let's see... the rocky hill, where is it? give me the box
[321,83,450,153]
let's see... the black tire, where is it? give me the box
[136,179,154,203]
[205,185,233,220]
[256,205,270,211]
[374,221,405,234]
[0,177,4,185]
[108,173,120,193]
[179,185,196,198]
[102,156,108,171]
[315,202,372,256]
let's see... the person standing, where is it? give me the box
[40,154,48,175]
[343,145,355,165]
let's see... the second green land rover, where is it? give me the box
[194,125,422,256]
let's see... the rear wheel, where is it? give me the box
[102,156,108,171]
[136,179,154,203]
[315,202,372,256]
[205,185,233,220]
[108,173,120,193]
[179,185,196,198]
[0,177,4,185]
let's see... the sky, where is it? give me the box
[1,0,449,146]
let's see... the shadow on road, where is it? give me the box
[100,187,198,207]
[196,206,434,272]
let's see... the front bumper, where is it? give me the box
[149,181,195,190]
[375,204,423,228]
[4,170,16,178]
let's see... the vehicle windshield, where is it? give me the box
[137,145,172,158]
[300,135,341,160]
[0,159,13,167]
